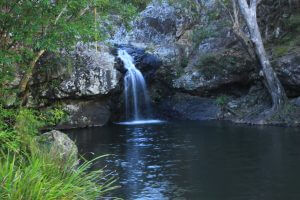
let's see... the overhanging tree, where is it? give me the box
[0,0,140,105]
[235,0,287,114]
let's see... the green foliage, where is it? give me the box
[272,14,300,58]
[0,0,141,52]
[191,27,216,47]
[181,55,189,68]
[0,106,20,153]
[195,52,239,79]
[0,0,144,106]
[216,95,229,108]
[0,0,138,52]
[273,46,290,57]
[0,106,16,131]
[0,104,117,199]
[287,14,300,32]
[40,108,68,126]
[0,131,20,154]
[0,152,117,200]
[0,105,68,153]
[122,0,151,11]
[270,103,299,124]
[0,1,140,197]
[168,0,203,20]
[15,109,43,137]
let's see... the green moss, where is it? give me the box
[271,13,300,58]
[190,27,216,47]
[195,52,240,79]
[288,14,300,31]
[273,46,290,57]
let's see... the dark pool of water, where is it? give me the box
[68,121,300,200]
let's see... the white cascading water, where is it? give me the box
[117,49,163,125]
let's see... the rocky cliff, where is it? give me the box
[29,0,300,127]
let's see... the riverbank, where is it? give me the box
[0,106,116,199]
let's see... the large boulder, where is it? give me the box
[31,44,121,128]
[173,50,255,94]
[34,43,120,100]
[57,99,111,129]
[38,130,78,165]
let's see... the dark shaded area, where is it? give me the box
[68,121,300,200]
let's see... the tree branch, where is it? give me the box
[54,4,68,25]
[219,0,235,24]
[237,0,251,19]
[232,0,239,25]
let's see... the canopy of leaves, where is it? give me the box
[0,0,150,103]
[0,0,140,53]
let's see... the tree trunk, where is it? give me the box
[231,0,257,60]
[18,49,45,105]
[237,0,287,112]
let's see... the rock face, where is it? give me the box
[58,99,111,129]
[115,44,162,81]
[157,93,221,120]
[32,44,121,128]
[109,0,255,120]
[38,130,78,165]
[35,44,120,99]
[172,51,254,94]
[112,0,202,70]
[28,0,300,126]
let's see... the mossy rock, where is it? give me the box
[195,51,252,79]
[37,130,78,166]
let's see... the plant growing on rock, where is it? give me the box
[216,95,229,109]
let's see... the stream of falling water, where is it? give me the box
[117,49,163,125]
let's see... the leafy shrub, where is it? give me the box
[40,108,68,126]
[15,109,43,137]
[0,105,16,131]
[0,131,20,153]
[0,105,20,153]
[123,0,151,10]
[216,95,229,108]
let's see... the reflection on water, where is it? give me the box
[68,121,300,200]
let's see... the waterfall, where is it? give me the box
[117,49,162,125]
